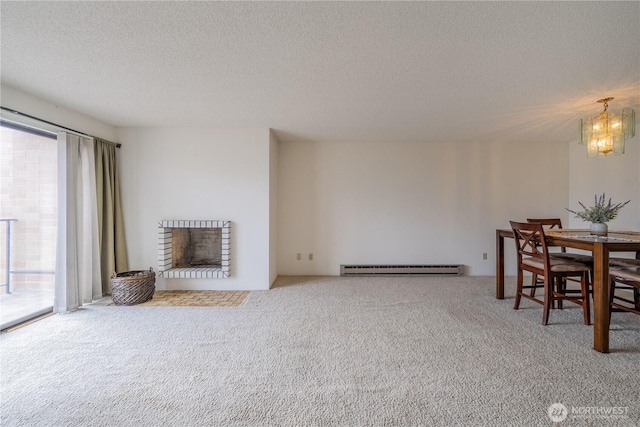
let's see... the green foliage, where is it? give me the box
[566,193,630,223]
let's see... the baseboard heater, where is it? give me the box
[340,264,463,276]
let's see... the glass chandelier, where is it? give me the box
[579,97,635,157]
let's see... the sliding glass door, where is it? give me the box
[0,124,57,329]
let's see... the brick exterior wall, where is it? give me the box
[0,127,57,293]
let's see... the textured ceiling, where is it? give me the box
[1,1,639,143]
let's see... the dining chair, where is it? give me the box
[609,251,640,316]
[510,221,591,325]
[526,218,593,302]
[609,251,640,269]
[609,267,640,316]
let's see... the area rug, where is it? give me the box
[110,290,249,307]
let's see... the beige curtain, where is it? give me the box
[94,138,128,293]
[54,133,102,313]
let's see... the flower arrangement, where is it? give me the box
[566,193,630,224]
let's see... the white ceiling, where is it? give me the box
[1,1,639,144]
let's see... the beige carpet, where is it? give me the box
[1,276,639,426]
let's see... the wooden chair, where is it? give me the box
[510,221,591,325]
[609,251,640,269]
[526,218,593,302]
[609,251,640,316]
[609,267,640,316]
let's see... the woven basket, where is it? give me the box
[111,268,156,306]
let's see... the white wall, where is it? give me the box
[269,130,279,287]
[568,134,640,231]
[117,127,273,291]
[278,140,570,276]
[1,84,117,141]
[6,83,637,282]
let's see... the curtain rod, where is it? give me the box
[0,106,121,148]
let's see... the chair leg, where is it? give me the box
[542,277,552,325]
[609,279,616,323]
[530,273,538,297]
[514,269,523,310]
[581,273,591,325]
[556,278,565,309]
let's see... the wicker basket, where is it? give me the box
[111,268,156,306]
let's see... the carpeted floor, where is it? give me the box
[1,276,639,426]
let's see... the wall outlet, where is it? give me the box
[296,253,301,261]
[308,253,314,261]
[483,252,488,260]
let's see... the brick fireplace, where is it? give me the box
[158,220,230,278]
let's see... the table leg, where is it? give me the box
[496,230,505,299]
[592,243,610,353]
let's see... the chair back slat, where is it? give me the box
[526,218,562,229]
[510,221,549,267]
[527,218,568,253]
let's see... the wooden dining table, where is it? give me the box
[495,228,640,353]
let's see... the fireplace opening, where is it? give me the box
[172,228,221,268]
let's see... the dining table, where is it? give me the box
[495,228,640,353]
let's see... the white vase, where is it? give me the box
[590,222,608,236]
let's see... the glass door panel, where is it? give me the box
[1,125,57,329]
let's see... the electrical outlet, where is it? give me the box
[483,252,488,260]
[296,253,301,261]
[308,253,314,261]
